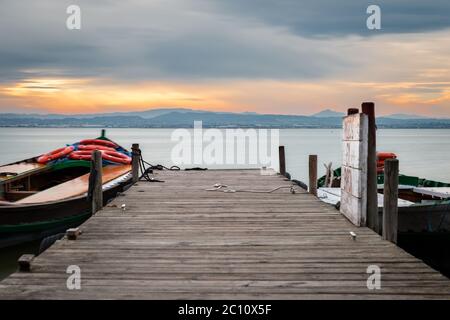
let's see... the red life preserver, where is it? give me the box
[376,152,397,174]
[37,146,75,164]
[101,150,131,164]
[68,150,131,164]
[78,144,116,152]
[79,139,117,148]
[377,152,397,160]
[68,150,92,161]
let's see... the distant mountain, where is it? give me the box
[385,113,429,120]
[0,108,198,120]
[312,109,345,118]
[1,108,450,128]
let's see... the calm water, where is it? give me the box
[1,127,450,182]
[1,127,450,279]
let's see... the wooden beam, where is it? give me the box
[383,159,399,243]
[278,146,286,176]
[309,155,318,196]
[18,254,35,272]
[341,113,369,226]
[132,143,140,183]
[90,150,103,214]
[362,102,379,234]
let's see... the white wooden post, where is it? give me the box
[340,112,369,226]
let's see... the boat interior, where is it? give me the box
[318,170,450,208]
[0,161,91,202]
[0,159,131,205]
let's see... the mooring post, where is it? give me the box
[309,155,318,196]
[362,102,379,234]
[383,159,399,244]
[132,143,140,183]
[18,254,35,272]
[66,227,82,240]
[90,150,103,214]
[279,146,286,176]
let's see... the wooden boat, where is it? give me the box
[317,165,450,233]
[0,132,133,248]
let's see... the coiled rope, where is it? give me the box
[205,184,298,194]
[133,148,207,182]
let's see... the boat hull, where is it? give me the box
[0,176,132,248]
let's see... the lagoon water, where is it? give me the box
[1,127,450,182]
[1,127,450,280]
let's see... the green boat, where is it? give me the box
[317,167,450,233]
[0,132,133,248]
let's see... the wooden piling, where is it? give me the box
[90,150,103,214]
[309,155,318,196]
[383,158,399,243]
[132,143,140,183]
[347,108,359,115]
[362,102,379,233]
[278,146,286,176]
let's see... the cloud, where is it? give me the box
[0,0,450,115]
[209,0,450,37]
[2,0,449,84]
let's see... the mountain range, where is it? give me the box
[0,108,448,128]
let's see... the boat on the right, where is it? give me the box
[317,152,450,234]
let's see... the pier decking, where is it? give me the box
[1,169,450,299]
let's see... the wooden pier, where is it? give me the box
[1,169,450,299]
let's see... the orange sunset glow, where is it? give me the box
[2,78,450,116]
[1,1,450,117]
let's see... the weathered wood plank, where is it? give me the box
[1,169,449,300]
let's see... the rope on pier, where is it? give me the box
[205,184,298,194]
[134,148,206,182]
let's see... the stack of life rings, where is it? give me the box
[37,139,131,165]
[376,152,397,174]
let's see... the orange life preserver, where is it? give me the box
[78,144,116,152]
[377,152,397,161]
[101,150,131,164]
[37,146,75,164]
[376,152,397,174]
[79,139,117,148]
[68,150,131,164]
[68,150,92,161]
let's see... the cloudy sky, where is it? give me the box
[1,0,450,116]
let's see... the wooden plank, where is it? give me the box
[0,162,49,184]
[412,187,450,199]
[1,169,449,300]
[341,113,368,226]
[17,165,130,204]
